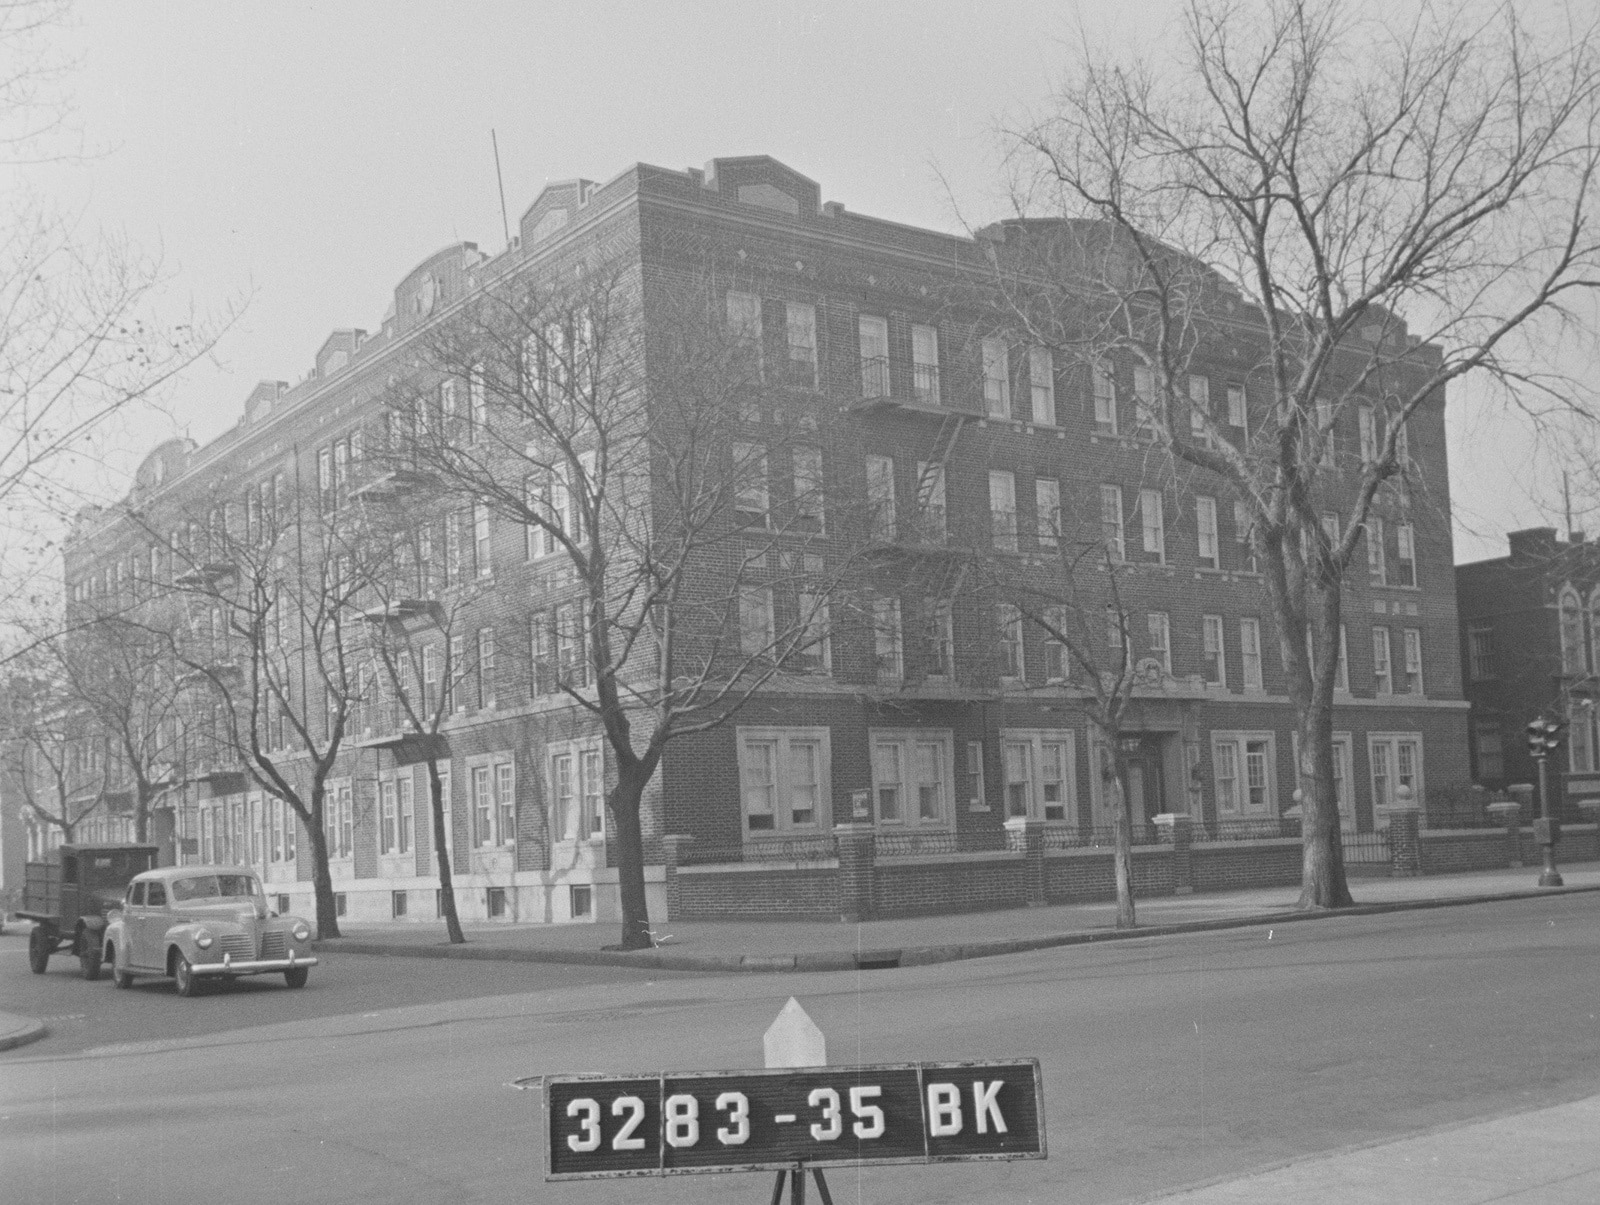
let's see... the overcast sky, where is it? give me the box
[15,0,1592,564]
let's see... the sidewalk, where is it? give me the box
[314,861,1600,973]
[1141,1092,1600,1203]
[0,1010,46,1052]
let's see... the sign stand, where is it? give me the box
[764,1000,834,1204]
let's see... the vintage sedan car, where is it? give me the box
[104,866,317,996]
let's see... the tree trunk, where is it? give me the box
[609,762,654,950]
[426,759,465,943]
[1293,583,1355,910]
[1110,762,1137,929]
[302,819,342,939]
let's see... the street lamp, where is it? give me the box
[1525,716,1567,887]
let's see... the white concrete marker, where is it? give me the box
[763,997,826,1068]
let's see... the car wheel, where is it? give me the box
[27,926,50,974]
[283,967,309,989]
[79,940,103,981]
[172,951,201,997]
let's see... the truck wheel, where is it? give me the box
[283,967,309,989]
[28,926,50,974]
[172,951,201,997]
[79,940,103,981]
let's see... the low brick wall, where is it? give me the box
[1519,822,1599,865]
[675,863,840,921]
[1191,839,1304,892]
[876,852,1026,918]
[1420,829,1515,875]
[1042,846,1176,902]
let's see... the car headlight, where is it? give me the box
[194,928,214,950]
[291,923,311,942]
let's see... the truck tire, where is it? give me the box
[79,940,103,981]
[28,926,50,974]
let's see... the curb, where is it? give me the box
[311,882,1600,974]
[0,1018,47,1053]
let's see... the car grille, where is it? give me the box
[218,933,255,961]
[260,931,287,959]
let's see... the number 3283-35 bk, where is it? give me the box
[544,1060,1044,1180]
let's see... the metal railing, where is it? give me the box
[876,829,1006,858]
[860,356,890,399]
[912,363,940,406]
[1192,816,1302,842]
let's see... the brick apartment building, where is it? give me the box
[35,155,1472,924]
[1457,527,1600,816]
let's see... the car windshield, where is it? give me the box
[170,874,264,903]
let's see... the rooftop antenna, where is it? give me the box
[491,129,511,251]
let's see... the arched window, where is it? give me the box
[1560,586,1587,675]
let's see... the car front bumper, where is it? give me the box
[191,949,318,976]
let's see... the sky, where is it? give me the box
[12,0,1594,567]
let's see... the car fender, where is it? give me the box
[104,912,128,955]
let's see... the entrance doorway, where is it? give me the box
[1120,736,1167,826]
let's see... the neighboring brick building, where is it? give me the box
[44,155,1472,924]
[1457,527,1600,816]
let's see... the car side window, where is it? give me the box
[127,882,143,907]
[146,882,167,907]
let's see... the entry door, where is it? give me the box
[1125,763,1147,826]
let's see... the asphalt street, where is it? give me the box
[2,895,1597,1204]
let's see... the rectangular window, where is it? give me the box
[1369,733,1423,811]
[733,442,769,527]
[1474,721,1504,780]
[727,291,763,379]
[793,592,831,675]
[473,503,492,577]
[1240,618,1263,690]
[1101,485,1125,560]
[924,598,953,679]
[1188,375,1210,444]
[911,324,940,405]
[965,740,987,811]
[1196,496,1219,568]
[1132,367,1156,438]
[1359,405,1377,464]
[997,604,1024,679]
[1396,523,1416,586]
[873,595,903,681]
[469,365,487,437]
[1029,346,1055,425]
[380,781,397,855]
[1227,384,1247,430]
[1402,628,1423,695]
[550,751,576,841]
[477,627,496,709]
[1002,730,1076,822]
[1035,478,1061,549]
[1468,627,1494,681]
[1234,501,1257,572]
[1093,360,1118,434]
[1148,612,1171,674]
[982,338,1010,418]
[859,315,890,399]
[1140,489,1165,562]
[1213,732,1276,815]
[496,762,516,847]
[740,586,775,657]
[1373,628,1393,694]
[1202,615,1226,686]
[785,302,817,388]
[873,740,904,823]
[790,445,825,534]
[989,470,1018,551]
[472,765,493,847]
[866,454,896,543]
[1368,517,1387,584]
[555,604,587,687]
[398,775,413,855]
[738,727,829,835]
[1043,606,1069,682]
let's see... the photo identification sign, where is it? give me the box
[544,1059,1044,1180]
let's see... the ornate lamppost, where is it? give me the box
[1525,716,1567,887]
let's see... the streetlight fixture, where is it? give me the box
[1525,716,1567,887]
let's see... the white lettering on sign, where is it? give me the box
[850,1085,885,1139]
[611,1096,647,1150]
[714,1092,750,1145]
[664,1094,700,1148]
[973,1080,1007,1134]
[928,1082,962,1136]
[808,1087,843,1141]
[567,1098,601,1151]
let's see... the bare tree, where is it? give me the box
[378,255,840,949]
[0,647,110,843]
[997,0,1600,907]
[160,473,380,939]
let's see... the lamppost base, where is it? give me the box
[1539,869,1565,887]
